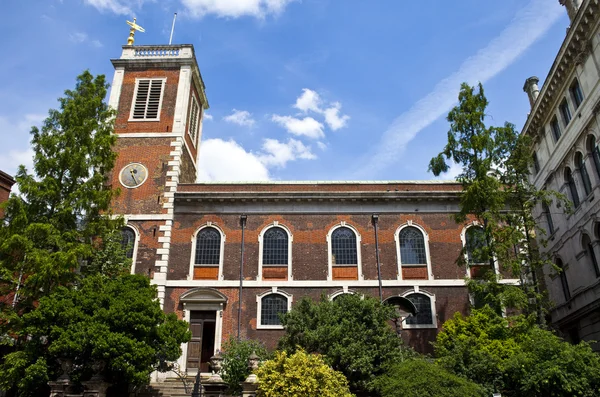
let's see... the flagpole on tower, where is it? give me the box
[169,13,178,45]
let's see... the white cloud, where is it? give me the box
[91,40,104,48]
[83,0,132,14]
[294,88,321,113]
[435,162,462,181]
[70,32,88,43]
[360,0,564,176]
[322,102,350,131]
[181,0,294,19]
[223,109,255,127]
[0,114,44,177]
[259,138,316,167]
[271,115,325,139]
[317,141,327,151]
[204,113,214,121]
[197,139,270,181]
[197,137,316,181]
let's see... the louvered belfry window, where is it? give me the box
[188,96,200,142]
[132,79,164,120]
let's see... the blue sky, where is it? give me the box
[0,0,569,182]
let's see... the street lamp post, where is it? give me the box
[372,214,383,302]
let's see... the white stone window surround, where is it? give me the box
[256,287,293,330]
[326,222,363,281]
[187,222,225,281]
[394,221,433,281]
[187,93,200,148]
[128,77,167,122]
[400,286,438,329]
[122,222,141,275]
[328,287,360,301]
[460,222,500,277]
[257,222,293,281]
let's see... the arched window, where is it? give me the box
[331,227,358,265]
[555,258,570,302]
[465,226,486,265]
[262,227,289,266]
[258,293,290,328]
[575,152,592,196]
[195,227,221,265]
[565,168,580,208]
[399,227,427,265]
[121,227,136,259]
[404,293,434,326]
[582,234,600,278]
[587,135,600,180]
[542,202,555,235]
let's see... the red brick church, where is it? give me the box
[106,42,518,378]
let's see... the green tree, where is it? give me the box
[434,307,600,396]
[428,82,564,321]
[0,274,191,396]
[373,359,485,397]
[256,349,354,397]
[221,338,270,396]
[278,294,412,396]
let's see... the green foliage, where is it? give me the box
[0,274,190,395]
[221,338,269,395]
[434,307,600,396]
[256,349,354,397]
[374,359,485,397]
[428,82,566,321]
[278,294,412,395]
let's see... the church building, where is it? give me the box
[106,41,519,376]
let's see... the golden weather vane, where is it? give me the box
[126,18,145,45]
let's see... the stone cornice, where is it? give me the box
[522,0,600,137]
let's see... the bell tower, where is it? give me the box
[107,43,208,306]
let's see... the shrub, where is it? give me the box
[221,338,269,395]
[374,359,485,397]
[256,349,354,397]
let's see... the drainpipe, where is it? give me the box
[372,214,383,302]
[237,214,247,340]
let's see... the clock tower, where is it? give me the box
[107,44,208,306]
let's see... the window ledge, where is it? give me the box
[127,117,161,122]
[256,325,284,330]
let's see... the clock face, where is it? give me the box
[119,163,148,188]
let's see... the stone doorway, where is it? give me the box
[186,310,216,373]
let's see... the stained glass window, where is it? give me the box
[263,227,289,266]
[331,227,358,265]
[405,293,433,325]
[260,294,288,326]
[195,227,221,265]
[399,227,427,265]
[121,227,135,259]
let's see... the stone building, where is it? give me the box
[106,43,518,377]
[525,0,600,348]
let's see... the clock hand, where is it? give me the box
[129,168,138,184]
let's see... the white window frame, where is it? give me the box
[460,222,499,277]
[188,222,225,281]
[123,224,140,275]
[188,93,200,147]
[128,77,167,122]
[394,221,433,280]
[256,287,293,330]
[258,221,293,281]
[328,287,362,301]
[326,222,363,281]
[401,287,437,329]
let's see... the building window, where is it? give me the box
[195,227,221,265]
[556,258,570,302]
[589,136,600,180]
[570,79,584,109]
[399,227,427,265]
[130,78,165,120]
[533,152,540,174]
[582,234,600,278]
[559,98,572,126]
[576,152,592,196]
[257,291,291,328]
[543,203,555,235]
[188,95,200,143]
[262,227,289,266]
[550,117,562,142]
[565,168,580,208]
[121,227,136,259]
[404,293,434,327]
[331,226,358,265]
[465,226,486,265]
